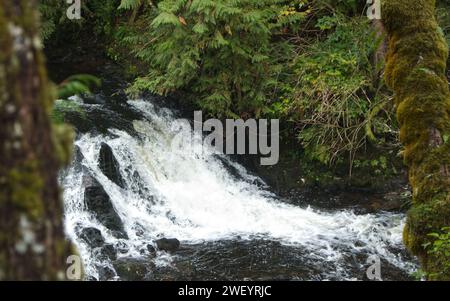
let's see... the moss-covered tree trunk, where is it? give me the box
[382,0,450,279]
[0,0,74,280]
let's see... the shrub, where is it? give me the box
[121,0,309,117]
[285,15,394,165]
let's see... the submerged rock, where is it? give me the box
[97,265,116,281]
[83,93,106,105]
[155,238,180,252]
[114,241,130,254]
[100,244,117,261]
[147,244,157,255]
[113,257,154,281]
[99,143,125,188]
[79,227,104,248]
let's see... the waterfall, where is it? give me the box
[61,99,417,280]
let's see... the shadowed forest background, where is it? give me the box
[0,0,449,281]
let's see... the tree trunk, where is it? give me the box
[382,0,450,280]
[371,19,387,88]
[0,0,75,280]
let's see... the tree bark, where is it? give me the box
[0,0,74,280]
[371,19,387,87]
[382,0,450,279]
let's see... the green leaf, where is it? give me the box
[58,74,101,99]
[151,12,181,27]
[118,0,142,10]
[192,23,208,34]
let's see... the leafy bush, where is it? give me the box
[284,15,394,165]
[39,0,119,41]
[109,1,399,168]
[423,227,450,279]
[120,0,308,117]
[42,0,401,170]
[39,0,67,40]
[57,74,101,100]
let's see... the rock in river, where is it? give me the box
[155,238,180,252]
[79,227,104,248]
[83,174,127,239]
[113,257,154,281]
[99,142,125,188]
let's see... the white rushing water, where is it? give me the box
[61,100,416,280]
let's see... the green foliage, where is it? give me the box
[423,227,450,279]
[86,0,120,36]
[52,74,99,124]
[110,1,398,168]
[51,99,85,124]
[411,268,426,280]
[383,0,450,280]
[39,0,67,40]
[437,0,450,50]
[353,155,393,176]
[39,0,120,41]
[286,15,393,165]
[41,0,401,170]
[119,0,144,10]
[122,0,308,117]
[425,227,450,256]
[57,74,101,99]
[320,0,360,15]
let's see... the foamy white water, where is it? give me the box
[61,100,416,279]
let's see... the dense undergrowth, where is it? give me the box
[41,1,375,176]
[39,0,450,180]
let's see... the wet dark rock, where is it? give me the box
[63,100,143,135]
[130,171,154,202]
[84,180,127,239]
[149,240,315,281]
[60,107,95,133]
[79,227,104,248]
[99,143,125,188]
[81,169,97,187]
[114,241,130,254]
[83,93,106,105]
[138,244,157,256]
[354,240,366,248]
[147,239,416,281]
[133,223,147,237]
[113,257,154,281]
[155,238,180,252]
[85,275,98,281]
[147,244,156,255]
[72,146,85,173]
[100,244,117,261]
[97,265,116,281]
[361,189,411,213]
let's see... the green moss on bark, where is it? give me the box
[0,1,75,280]
[382,0,450,280]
